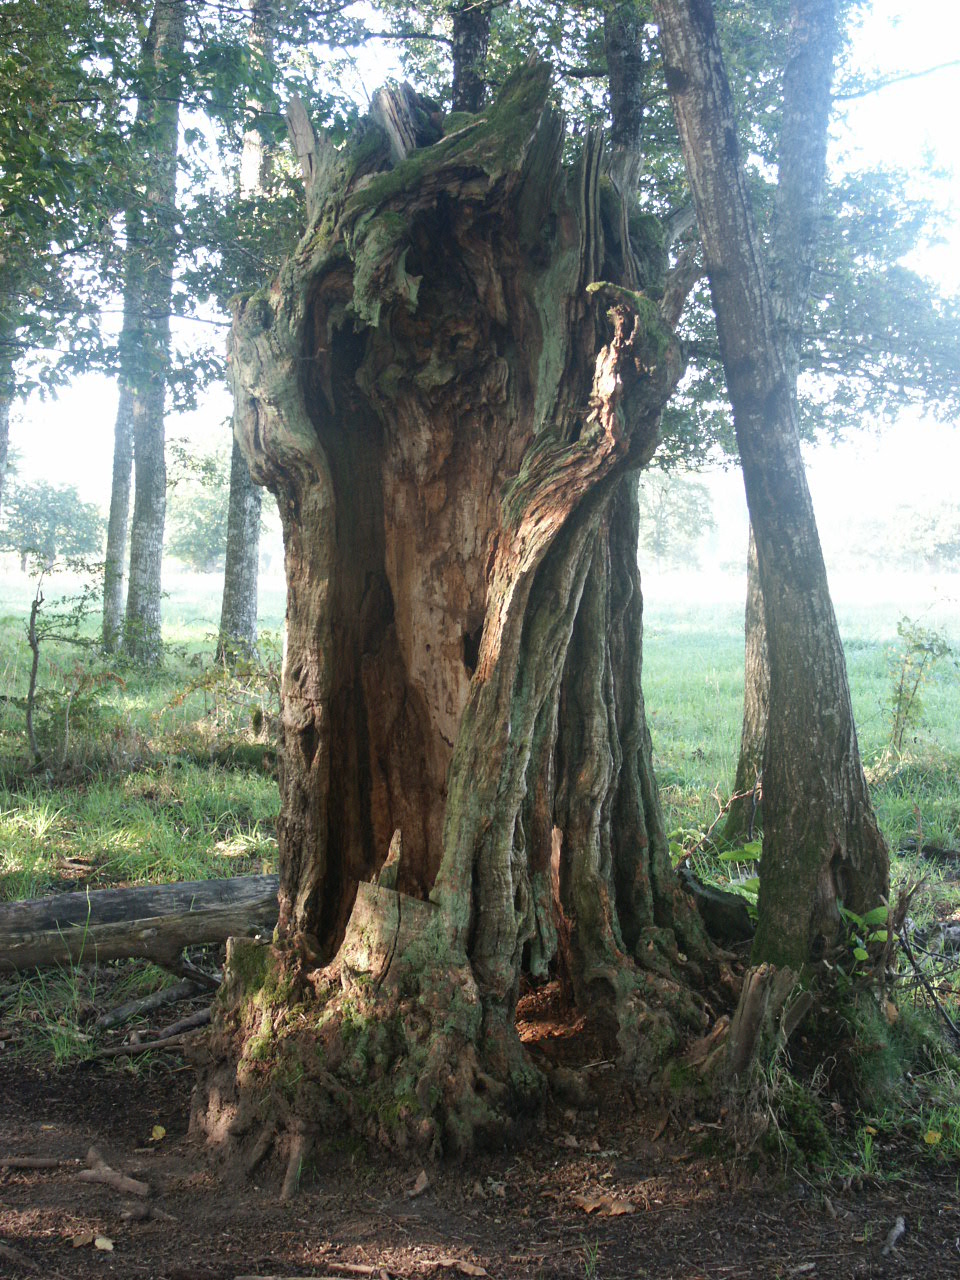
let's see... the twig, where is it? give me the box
[898,927,960,1048]
[0,1155,80,1169]
[76,1145,150,1197]
[168,954,222,989]
[696,786,756,852]
[90,1022,209,1060]
[159,1006,212,1036]
[95,978,203,1030]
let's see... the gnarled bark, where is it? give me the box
[194,65,714,1169]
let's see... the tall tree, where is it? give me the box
[217,0,276,663]
[651,0,888,972]
[122,0,187,664]
[450,0,495,110]
[724,0,835,841]
[0,0,131,520]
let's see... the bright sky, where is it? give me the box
[8,1,960,533]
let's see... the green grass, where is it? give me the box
[643,593,960,855]
[0,563,281,900]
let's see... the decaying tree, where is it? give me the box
[193,64,722,1172]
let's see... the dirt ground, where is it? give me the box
[2,1029,959,1280]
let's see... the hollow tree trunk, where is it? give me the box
[122,0,186,665]
[217,0,273,663]
[722,523,767,843]
[195,66,713,1165]
[653,0,888,972]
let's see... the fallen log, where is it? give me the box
[0,874,278,972]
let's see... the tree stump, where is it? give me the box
[193,63,719,1172]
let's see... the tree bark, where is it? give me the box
[652,0,888,970]
[0,386,9,521]
[217,0,273,663]
[0,875,278,971]
[195,68,712,1162]
[0,310,16,521]
[722,523,767,842]
[726,0,838,841]
[122,0,186,665]
[102,364,135,652]
[218,438,262,660]
[450,1,494,112]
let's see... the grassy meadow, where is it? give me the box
[0,560,958,906]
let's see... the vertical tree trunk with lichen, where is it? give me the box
[652,0,888,977]
[194,66,713,1172]
[723,524,768,842]
[450,1,494,112]
[725,0,843,848]
[217,0,274,663]
[122,0,186,665]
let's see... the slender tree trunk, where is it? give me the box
[725,0,839,843]
[0,327,14,519]
[722,523,768,841]
[652,0,888,971]
[102,359,136,652]
[217,437,261,660]
[217,0,274,662]
[122,0,186,664]
[0,387,10,519]
[450,1,494,112]
[195,71,712,1165]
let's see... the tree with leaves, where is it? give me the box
[636,472,715,569]
[0,0,132,519]
[1,480,104,569]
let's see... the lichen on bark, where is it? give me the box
[193,63,717,1170]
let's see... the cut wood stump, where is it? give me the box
[0,874,279,972]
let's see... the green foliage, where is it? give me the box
[887,616,955,754]
[167,455,230,572]
[0,481,104,566]
[0,0,136,395]
[636,472,716,569]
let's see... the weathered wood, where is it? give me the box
[0,875,278,972]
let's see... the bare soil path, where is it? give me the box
[1,1053,958,1280]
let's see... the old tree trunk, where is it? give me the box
[194,66,717,1169]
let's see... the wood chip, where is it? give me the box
[882,1215,906,1256]
[405,1169,429,1198]
[571,1192,637,1216]
[76,1145,150,1197]
[1,1155,77,1169]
